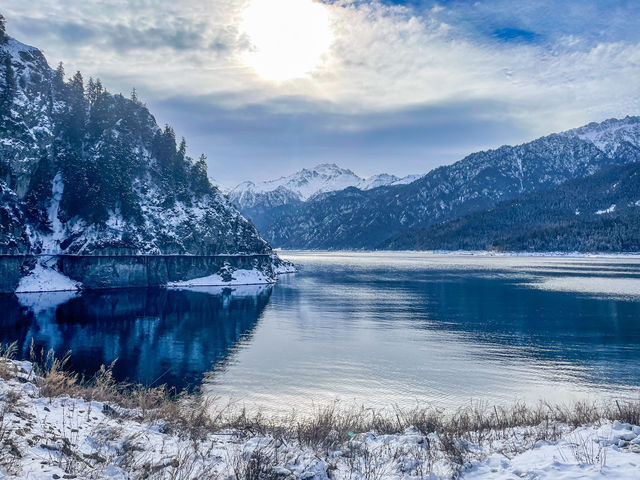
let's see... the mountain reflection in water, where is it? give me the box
[0,286,273,389]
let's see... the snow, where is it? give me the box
[4,37,40,60]
[567,116,640,154]
[595,204,616,215]
[40,171,65,252]
[15,259,82,293]
[1,361,639,480]
[230,163,422,205]
[274,261,297,274]
[391,173,424,185]
[167,268,276,287]
[466,423,640,480]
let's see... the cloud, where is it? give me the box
[2,0,640,185]
[150,94,529,187]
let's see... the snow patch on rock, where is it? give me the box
[168,268,276,287]
[595,204,616,215]
[15,259,81,293]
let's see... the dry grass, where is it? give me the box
[13,344,640,444]
[1,344,640,478]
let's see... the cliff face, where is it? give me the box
[0,35,270,257]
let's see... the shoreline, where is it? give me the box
[277,249,640,258]
[0,358,639,479]
[2,253,296,294]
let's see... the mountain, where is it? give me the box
[258,116,640,250]
[228,163,421,229]
[0,33,275,257]
[383,162,640,252]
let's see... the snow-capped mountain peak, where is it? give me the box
[229,163,422,210]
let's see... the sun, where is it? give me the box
[239,0,333,82]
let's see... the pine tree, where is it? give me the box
[95,78,104,96]
[192,154,212,195]
[178,137,187,158]
[131,87,139,104]
[69,71,84,95]
[55,62,65,84]
[65,71,86,148]
[53,62,65,100]
[1,54,15,112]
[0,13,7,44]
[86,77,97,104]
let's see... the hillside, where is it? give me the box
[383,162,640,252]
[0,32,270,257]
[258,117,640,250]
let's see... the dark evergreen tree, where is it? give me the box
[130,87,139,105]
[191,154,213,195]
[86,76,98,104]
[1,53,15,111]
[0,14,7,44]
[54,62,64,85]
[64,70,86,148]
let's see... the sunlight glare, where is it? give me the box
[239,0,333,82]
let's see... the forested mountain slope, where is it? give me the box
[260,117,640,249]
[0,26,270,256]
[383,162,640,252]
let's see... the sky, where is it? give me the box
[3,0,640,188]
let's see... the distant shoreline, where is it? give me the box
[276,249,640,258]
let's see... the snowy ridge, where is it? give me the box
[229,163,423,209]
[565,116,640,156]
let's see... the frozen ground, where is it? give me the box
[0,360,639,479]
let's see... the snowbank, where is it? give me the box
[167,268,276,287]
[0,360,639,479]
[274,261,297,274]
[15,261,81,293]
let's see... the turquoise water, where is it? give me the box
[2,252,640,412]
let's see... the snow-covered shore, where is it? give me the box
[167,268,276,287]
[12,257,297,293]
[1,360,639,479]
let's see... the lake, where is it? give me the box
[2,251,640,413]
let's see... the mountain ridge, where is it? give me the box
[383,161,640,252]
[257,115,640,250]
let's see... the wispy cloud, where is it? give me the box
[3,0,640,185]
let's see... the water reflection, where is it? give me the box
[1,253,640,413]
[0,286,273,389]
[204,254,640,412]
